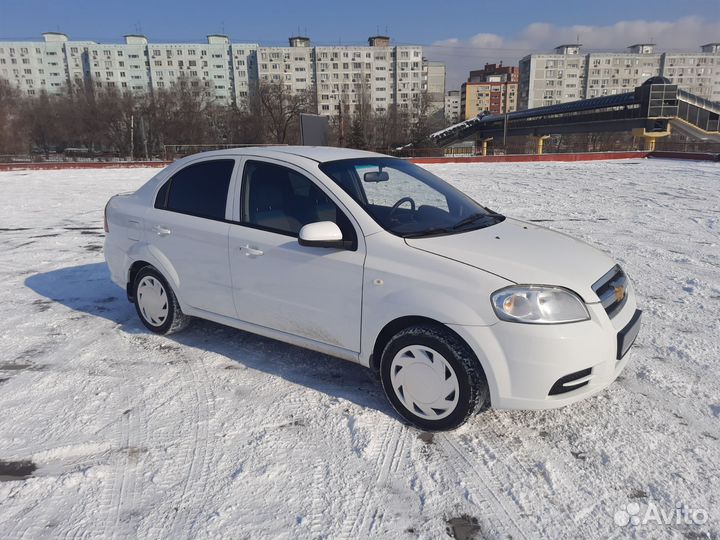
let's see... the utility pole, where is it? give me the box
[338,101,345,147]
[130,114,134,161]
[503,111,508,149]
[140,115,149,161]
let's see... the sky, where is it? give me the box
[1,0,719,88]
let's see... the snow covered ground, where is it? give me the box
[0,158,718,540]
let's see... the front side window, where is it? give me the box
[241,160,356,247]
[319,157,504,237]
[155,159,234,220]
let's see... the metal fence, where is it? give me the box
[2,140,718,164]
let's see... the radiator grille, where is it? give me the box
[592,265,628,319]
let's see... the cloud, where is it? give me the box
[428,16,720,89]
[469,33,505,49]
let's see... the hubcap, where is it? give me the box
[389,345,460,421]
[137,276,169,327]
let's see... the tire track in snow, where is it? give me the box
[111,400,150,539]
[438,433,531,540]
[108,408,132,539]
[6,330,138,540]
[159,353,214,540]
[93,337,145,540]
[306,456,329,539]
[338,418,409,539]
[365,423,410,535]
[6,483,62,540]
[477,417,595,538]
[337,419,394,539]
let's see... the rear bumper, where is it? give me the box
[104,237,131,291]
[449,293,641,410]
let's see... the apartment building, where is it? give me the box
[468,63,518,84]
[256,35,428,117]
[424,60,446,115]
[0,33,440,119]
[87,36,151,95]
[0,33,94,96]
[661,43,720,99]
[519,43,720,109]
[0,32,259,105]
[89,35,258,104]
[258,36,314,96]
[460,62,519,119]
[444,90,461,123]
[313,37,394,116]
[146,35,254,104]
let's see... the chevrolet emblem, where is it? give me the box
[614,285,625,303]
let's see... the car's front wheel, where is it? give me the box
[379,324,489,431]
[133,266,190,334]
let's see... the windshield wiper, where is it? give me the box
[452,212,499,230]
[402,214,503,239]
[402,227,455,238]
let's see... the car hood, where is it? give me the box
[404,218,615,301]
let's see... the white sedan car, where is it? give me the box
[104,146,641,430]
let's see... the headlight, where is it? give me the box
[491,286,590,324]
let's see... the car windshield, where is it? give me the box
[319,157,504,237]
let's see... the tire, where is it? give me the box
[133,266,191,335]
[379,323,489,431]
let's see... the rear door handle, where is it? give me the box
[242,245,264,257]
[153,225,172,236]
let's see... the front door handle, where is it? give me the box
[242,245,264,257]
[153,225,172,236]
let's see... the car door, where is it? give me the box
[145,158,237,317]
[228,158,365,353]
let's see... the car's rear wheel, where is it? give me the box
[379,324,489,431]
[133,266,190,334]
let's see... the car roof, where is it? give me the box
[178,145,389,164]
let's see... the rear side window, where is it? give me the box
[154,179,170,209]
[156,159,235,221]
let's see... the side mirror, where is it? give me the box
[298,221,347,249]
[363,170,389,183]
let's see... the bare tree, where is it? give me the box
[207,95,266,147]
[258,80,316,144]
[20,91,63,157]
[96,89,136,156]
[409,89,445,146]
[1,73,493,161]
[0,79,25,155]
[140,76,213,156]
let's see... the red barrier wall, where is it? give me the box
[648,151,718,162]
[0,161,170,171]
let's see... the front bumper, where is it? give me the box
[449,292,641,410]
